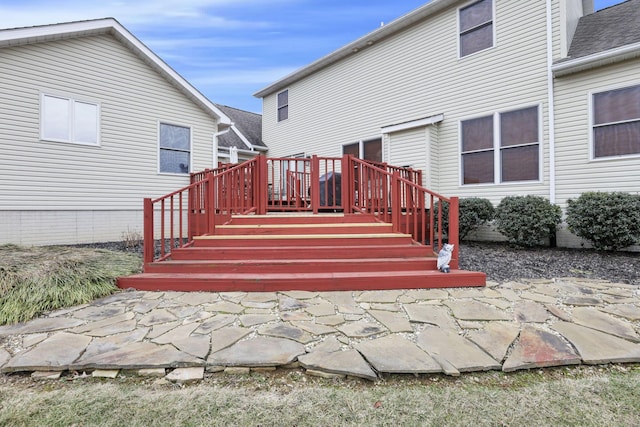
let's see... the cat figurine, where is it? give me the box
[437,243,454,273]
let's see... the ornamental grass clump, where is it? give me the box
[566,191,640,251]
[495,195,562,247]
[0,244,142,325]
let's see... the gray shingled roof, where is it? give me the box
[568,0,640,60]
[215,104,266,150]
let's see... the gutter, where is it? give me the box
[552,41,640,77]
[546,0,556,204]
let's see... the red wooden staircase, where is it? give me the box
[117,155,486,292]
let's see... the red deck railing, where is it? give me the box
[143,155,458,267]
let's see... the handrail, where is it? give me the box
[143,154,459,268]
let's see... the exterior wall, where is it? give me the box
[0,34,219,245]
[262,0,552,208]
[386,126,431,187]
[553,57,640,249]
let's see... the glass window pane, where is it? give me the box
[463,151,494,184]
[594,121,640,158]
[460,0,492,32]
[501,106,538,147]
[43,95,70,141]
[74,101,98,144]
[343,143,359,157]
[278,105,288,121]
[594,85,640,125]
[462,115,493,152]
[501,145,539,182]
[277,90,288,107]
[160,149,190,174]
[160,123,190,150]
[363,138,382,162]
[460,24,493,57]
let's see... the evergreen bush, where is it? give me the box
[494,195,561,247]
[435,197,495,240]
[566,191,640,251]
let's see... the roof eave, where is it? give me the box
[553,42,640,77]
[0,18,232,127]
[253,0,459,98]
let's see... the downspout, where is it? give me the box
[213,128,231,168]
[546,0,557,204]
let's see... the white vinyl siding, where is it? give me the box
[262,1,551,207]
[0,34,219,244]
[554,58,640,210]
[386,127,430,187]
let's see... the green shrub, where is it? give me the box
[435,198,495,240]
[494,195,562,247]
[566,192,640,251]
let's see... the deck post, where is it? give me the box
[143,198,154,268]
[257,155,268,215]
[311,155,320,214]
[207,172,215,235]
[341,155,352,213]
[391,171,400,232]
[448,196,460,269]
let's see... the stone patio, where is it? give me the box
[1,278,639,382]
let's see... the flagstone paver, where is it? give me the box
[208,337,305,367]
[209,327,252,355]
[416,325,502,373]
[552,321,640,364]
[298,349,377,381]
[0,278,638,383]
[2,332,92,372]
[356,335,441,374]
[502,326,581,372]
[571,307,640,342]
[166,367,205,384]
[466,322,520,363]
[443,300,512,321]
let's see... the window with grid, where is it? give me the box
[461,106,539,184]
[459,0,493,57]
[592,84,640,158]
[159,123,191,174]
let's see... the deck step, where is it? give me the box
[193,233,414,247]
[229,213,377,225]
[117,270,486,293]
[214,222,393,235]
[170,244,434,260]
[145,257,436,274]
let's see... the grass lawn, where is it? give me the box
[0,365,639,426]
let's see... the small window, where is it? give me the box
[41,94,99,145]
[159,123,191,174]
[277,90,289,122]
[459,0,493,57]
[461,106,539,185]
[592,84,640,158]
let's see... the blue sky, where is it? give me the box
[0,0,624,113]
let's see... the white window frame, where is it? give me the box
[341,138,383,162]
[589,83,640,162]
[157,121,193,176]
[459,104,543,186]
[457,0,496,59]
[40,93,100,146]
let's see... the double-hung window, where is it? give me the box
[592,84,640,158]
[277,90,289,122]
[159,123,191,174]
[41,94,100,145]
[461,106,540,184]
[459,0,494,57]
[342,138,382,163]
